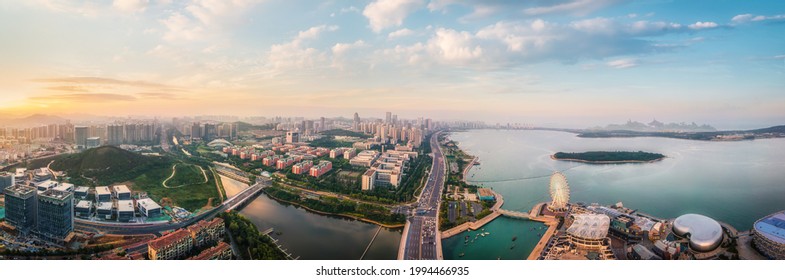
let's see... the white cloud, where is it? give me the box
[606,58,638,69]
[267,25,339,72]
[382,17,722,68]
[388,28,415,39]
[160,0,263,41]
[112,0,148,13]
[523,0,626,16]
[731,13,785,23]
[428,28,483,63]
[363,0,425,33]
[160,12,204,41]
[332,40,366,56]
[688,21,718,30]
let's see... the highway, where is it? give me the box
[75,178,269,236]
[399,131,446,260]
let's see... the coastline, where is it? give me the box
[263,191,405,229]
[550,154,665,164]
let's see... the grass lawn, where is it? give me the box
[166,164,206,187]
[131,163,220,212]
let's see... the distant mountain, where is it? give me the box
[589,119,716,132]
[0,114,67,128]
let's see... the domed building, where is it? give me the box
[752,210,785,260]
[672,214,724,252]
[548,172,570,212]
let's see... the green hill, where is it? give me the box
[51,146,174,186]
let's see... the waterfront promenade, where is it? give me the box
[440,191,504,239]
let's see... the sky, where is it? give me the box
[0,0,784,128]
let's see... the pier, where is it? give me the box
[360,226,383,260]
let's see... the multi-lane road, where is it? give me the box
[399,131,446,260]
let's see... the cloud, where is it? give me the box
[363,0,425,33]
[606,58,638,69]
[267,25,339,72]
[159,0,264,41]
[45,86,88,92]
[29,94,137,103]
[428,0,627,20]
[388,28,415,39]
[332,40,367,56]
[732,13,785,23]
[137,92,181,99]
[688,21,718,30]
[112,0,148,13]
[383,17,723,68]
[523,0,627,16]
[34,76,171,89]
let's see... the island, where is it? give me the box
[551,151,665,164]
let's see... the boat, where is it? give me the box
[459,253,465,257]
[512,236,517,242]
[510,244,516,249]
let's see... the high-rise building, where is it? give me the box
[74,126,88,149]
[107,124,124,146]
[320,117,326,132]
[36,189,74,242]
[286,131,299,143]
[0,171,14,193]
[3,184,37,234]
[191,122,202,140]
[352,112,361,131]
[385,112,392,124]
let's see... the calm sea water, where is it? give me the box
[443,129,785,260]
[220,175,402,260]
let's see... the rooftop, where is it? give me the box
[755,211,785,244]
[188,242,231,260]
[95,186,111,196]
[148,229,192,251]
[137,198,162,210]
[4,184,36,196]
[117,200,134,212]
[567,214,610,240]
[672,214,723,252]
[75,186,89,193]
[76,200,92,209]
[96,202,114,211]
[113,185,131,194]
[39,189,72,201]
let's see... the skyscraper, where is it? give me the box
[36,189,74,242]
[385,112,392,124]
[74,126,88,149]
[320,117,326,132]
[352,112,360,131]
[3,184,37,234]
[107,124,124,146]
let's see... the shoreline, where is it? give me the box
[263,191,405,229]
[550,154,665,164]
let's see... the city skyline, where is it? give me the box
[1,0,784,129]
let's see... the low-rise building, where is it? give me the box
[75,200,92,218]
[148,229,194,260]
[477,188,495,201]
[95,186,112,202]
[117,200,135,222]
[187,242,233,260]
[74,186,89,199]
[113,185,132,200]
[309,161,332,177]
[349,150,379,167]
[187,217,225,249]
[96,202,114,220]
[137,198,162,218]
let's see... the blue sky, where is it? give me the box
[0,0,783,128]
